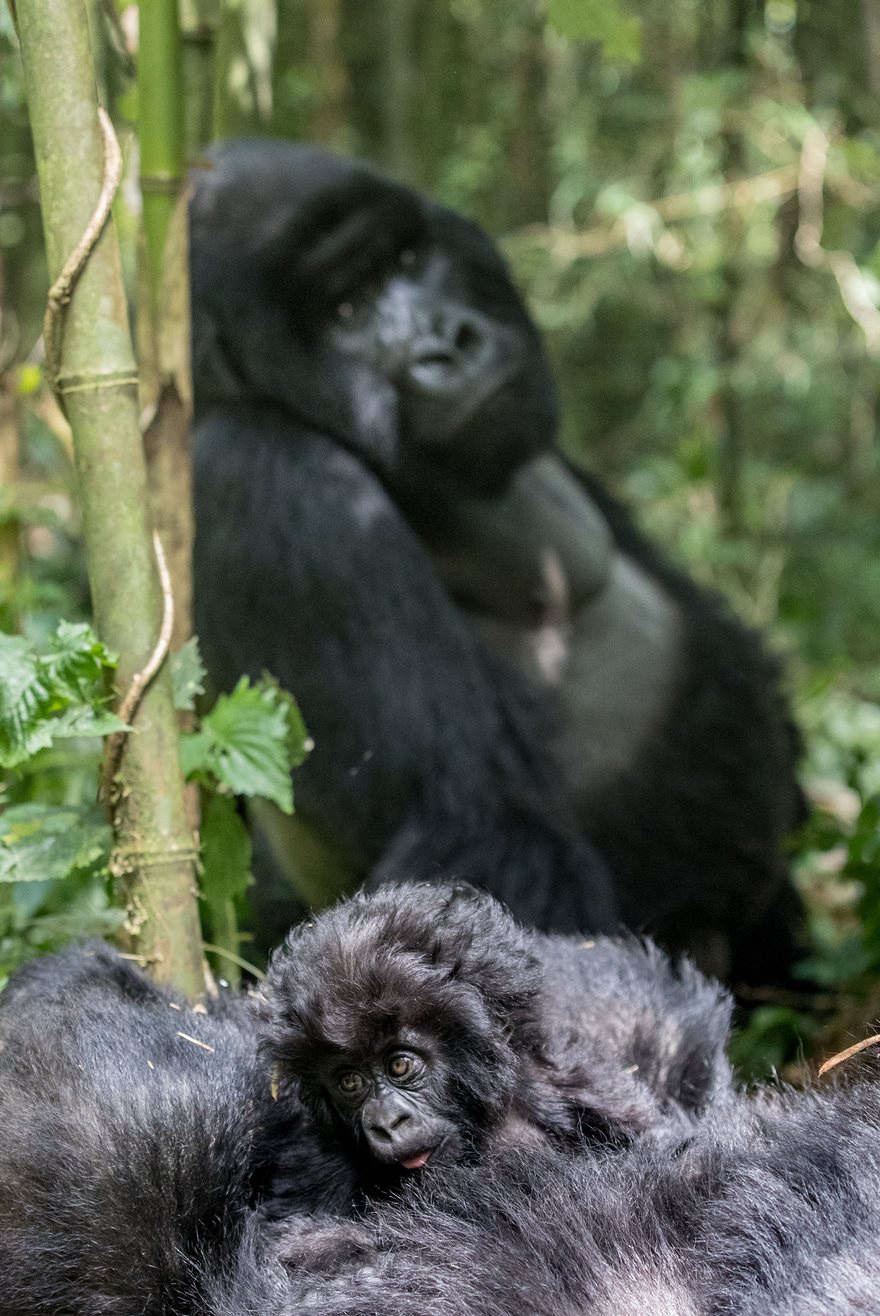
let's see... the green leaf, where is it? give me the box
[0,804,112,884]
[0,623,121,769]
[200,791,252,904]
[179,676,303,813]
[171,636,207,712]
[41,621,118,699]
[547,0,641,62]
[259,671,311,768]
[48,707,128,740]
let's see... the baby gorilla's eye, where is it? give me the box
[387,1052,416,1080]
[336,300,355,321]
[337,1070,365,1096]
[398,247,417,269]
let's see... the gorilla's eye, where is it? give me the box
[386,1052,418,1080]
[398,247,417,269]
[337,1070,366,1096]
[336,301,355,321]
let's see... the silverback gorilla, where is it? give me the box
[190,139,805,980]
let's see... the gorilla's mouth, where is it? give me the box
[400,1149,432,1170]
[402,355,524,445]
[399,1138,446,1171]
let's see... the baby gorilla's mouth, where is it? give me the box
[399,1140,443,1170]
[400,1150,431,1169]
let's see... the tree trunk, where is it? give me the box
[139,0,194,659]
[15,0,206,996]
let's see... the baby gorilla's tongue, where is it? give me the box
[401,1150,431,1170]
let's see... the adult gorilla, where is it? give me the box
[190,140,804,979]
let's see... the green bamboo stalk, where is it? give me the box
[15,0,206,997]
[139,0,243,977]
[139,0,184,299]
[179,0,220,157]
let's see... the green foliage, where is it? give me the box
[0,803,110,885]
[3,0,879,1051]
[200,790,252,907]
[0,863,125,991]
[0,618,307,977]
[170,635,207,713]
[180,674,308,814]
[0,621,125,768]
[729,1005,816,1082]
[548,0,641,64]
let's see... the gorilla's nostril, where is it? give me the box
[455,321,481,353]
[369,1109,410,1140]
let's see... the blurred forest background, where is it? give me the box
[1,0,879,1071]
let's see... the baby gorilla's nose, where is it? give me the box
[368,1108,411,1141]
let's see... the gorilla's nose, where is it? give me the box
[421,306,486,362]
[367,1108,411,1142]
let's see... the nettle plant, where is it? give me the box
[0,622,308,986]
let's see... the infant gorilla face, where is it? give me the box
[261,882,545,1180]
[316,1032,462,1170]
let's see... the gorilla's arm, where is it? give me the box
[414,448,805,978]
[397,452,613,625]
[194,405,616,933]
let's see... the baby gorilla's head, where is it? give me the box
[261,883,544,1174]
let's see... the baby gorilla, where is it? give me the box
[258,882,733,1216]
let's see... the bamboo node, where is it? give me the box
[54,368,139,396]
[110,845,201,878]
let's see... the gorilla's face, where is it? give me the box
[190,141,558,495]
[311,1033,467,1172]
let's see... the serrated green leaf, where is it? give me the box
[0,623,121,769]
[171,636,207,712]
[259,671,311,768]
[180,676,296,812]
[200,791,252,904]
[42,621,118,699]
[547,0,641,62]
[0,804,112,884]
[180,728,213,780]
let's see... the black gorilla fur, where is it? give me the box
[226,1065,880,1316]
[258,881,733,1217]
[0,883,730,1313]
[0,944,263,1316]
[1,904,879,1315]
[190,138,804,980]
